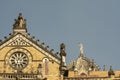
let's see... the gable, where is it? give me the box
[0,34,31,48]
[0,33,60,64]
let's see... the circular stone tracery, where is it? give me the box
[9,52,29,70]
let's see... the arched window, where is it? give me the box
[43,58,49,75]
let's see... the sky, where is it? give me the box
[0,0,120,70]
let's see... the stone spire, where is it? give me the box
[79,43,84,57]
[13,13,27,36]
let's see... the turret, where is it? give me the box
[60,43,67,75]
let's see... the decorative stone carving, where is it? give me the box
[8,37,30,46]
[13,13,26,29]
[68,44,99,76]
[79,43,83,55]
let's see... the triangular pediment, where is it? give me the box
[0,33,60,63]
[0,33,30,48]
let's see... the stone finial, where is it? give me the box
[60,43,65,50]
[108,66,115,77]
[50,49,54,52]
[45,46,49,49]
[60,43,66,56]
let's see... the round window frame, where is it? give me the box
[9,51,29,70]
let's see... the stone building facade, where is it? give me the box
[65,44,120,80]
[0,13,120,80]
[0,13,67,80]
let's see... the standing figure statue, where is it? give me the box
[79,43,84,57]
[18,13,24,28]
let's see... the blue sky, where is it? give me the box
[0,0,120,70]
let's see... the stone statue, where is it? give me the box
[79,43,83,55]
[13,13,26,28]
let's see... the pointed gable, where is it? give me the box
[0,33,30,48]
[0,13,63,80]
[0,33,60,64]
[0,13,60,64]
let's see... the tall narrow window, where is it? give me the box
[43,58,49,75]
[45,59,48,75]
